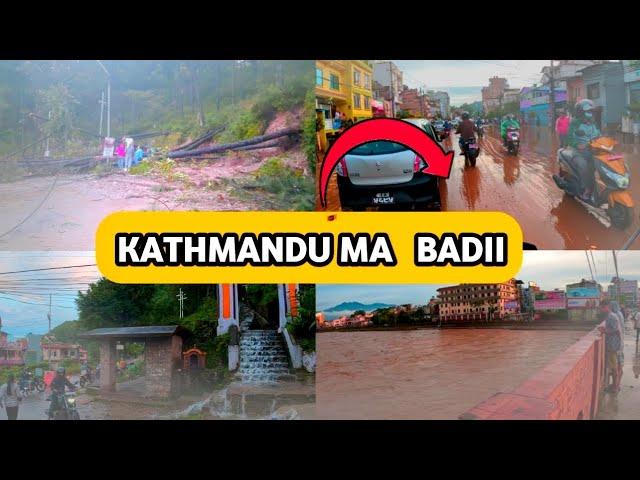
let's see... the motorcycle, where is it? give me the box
[504,127,520,155]
[18,373,45,396]
[47,390,80,420]
[553,136,633,229]
[440,127,451,140]
[476,124,484,138]
[460,137,480,167]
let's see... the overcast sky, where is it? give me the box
[0,252,99,340]
[391,60,550,105]
[317,251,640,310]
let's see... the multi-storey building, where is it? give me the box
[315,60,374,150]
[373,61,403,117]
[482,76,508,114]
[436,280,519,323]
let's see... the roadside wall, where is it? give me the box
[461,323,605,420]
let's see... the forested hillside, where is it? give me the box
[0,60,313,159]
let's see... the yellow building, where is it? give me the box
[315,60,373,151]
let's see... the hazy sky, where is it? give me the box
[317,251,639,310]
[0,252,100,340]
[393,60,549,105]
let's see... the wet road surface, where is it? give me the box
[317,328,584,419]
[318,126,640,250]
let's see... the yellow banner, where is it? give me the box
[96,211,523,284]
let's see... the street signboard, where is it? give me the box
[116,344,124,351]
[534,290,566,310]
[566,287,600,298]
[567,298,600,309]
[103,137,115,158]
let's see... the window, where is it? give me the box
[587,83,600,100]
[353,93,361,109]
[316,68,323,87]
[364,96,371,110]
[364,73,371,89]
[330,74,340,91]
[353,69,361,87]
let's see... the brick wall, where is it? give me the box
[145,336,182,398]
[462,323,605,420]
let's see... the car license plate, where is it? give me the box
[469,143,478,149]
[373,193,394,204]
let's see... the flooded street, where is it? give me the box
[317,328,585,419]
[319,126,640,250]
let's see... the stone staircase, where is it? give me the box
[239,330,292,383]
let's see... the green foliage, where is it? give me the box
[302,89,317,173]
[62,358,81,375]
[50,320,83,343]
[0,60,311,162]
[0,366,23,385]
[371,305,428,327]
[244,156,315,211]
[285,284,316,352]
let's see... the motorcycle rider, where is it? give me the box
[48,367,75,417]
[565,99,601,201]
[456,112,477,154]
[500,114,520,147]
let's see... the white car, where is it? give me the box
[336,118,442,210]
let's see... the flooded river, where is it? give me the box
[317,328,585,419]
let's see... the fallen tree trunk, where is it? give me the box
[174,125,226,152]
[231,139,282,151]
[168,127,301,159]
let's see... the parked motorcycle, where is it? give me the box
[552,136,633,229]
[461,137,480,167]
[504,127,520,155]
[47,390,80,420]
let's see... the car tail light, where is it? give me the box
[413,155,427,173]
[336,158,348,177]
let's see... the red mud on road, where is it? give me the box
[318,126,640,250]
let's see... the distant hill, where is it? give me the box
[324,301,394,312]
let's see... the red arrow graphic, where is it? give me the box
[319,117,454,208]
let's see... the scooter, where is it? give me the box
[460,137,480,167]
[504,127,520,155]
[553,136,633,229]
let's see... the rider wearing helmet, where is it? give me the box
[568,99,600,148]
[500,114,520,147]
[567,99,601,200]
[456,112,477,152]
[48,367,75,417]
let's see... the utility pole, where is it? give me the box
[388,62,396,118]
[96,61,111,138]
[176,288,187,319]
[44,110,51,157]
[586,250,595,282]
[612,250,622,307]
[549,59,556,131]
[99,91,105,136]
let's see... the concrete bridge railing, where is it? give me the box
[461,322,605,420]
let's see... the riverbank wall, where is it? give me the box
[461,323,605,420]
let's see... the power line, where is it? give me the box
[0,264,97,275]
[0,295,75,309]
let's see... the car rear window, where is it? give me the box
[347,121,437,155]
[348,141,408,156]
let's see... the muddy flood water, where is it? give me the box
[317,328,585,419]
